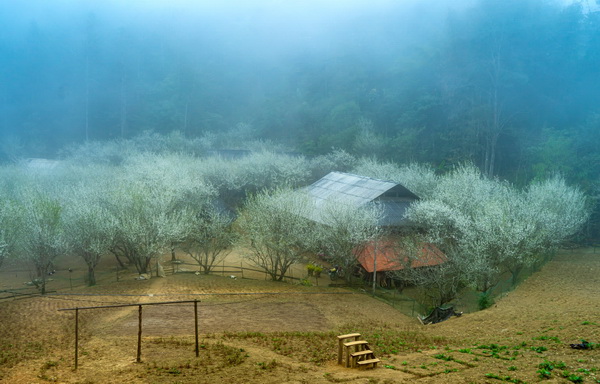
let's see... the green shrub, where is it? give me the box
[478,291,494,310]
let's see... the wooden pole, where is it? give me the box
[372,238,378,297]
[75,308,79,370]
[194,300,199,357]
[137,305,142,363]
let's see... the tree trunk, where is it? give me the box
[170,243,176,261]
[87,265,96,286]
[120,73,127,138]
[112,251,126,269]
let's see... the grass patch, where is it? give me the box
[223,330,337,365]
[0,341,45,369]
[145,339,248,379]
[532,335,561,343]
[223,323,445,366]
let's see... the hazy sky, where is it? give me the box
[0,0,591,159]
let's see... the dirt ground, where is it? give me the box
[1,248,599,383]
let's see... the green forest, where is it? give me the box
[1,0,599,237]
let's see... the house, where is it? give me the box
[302,172,446,284]
[304,171,419,227]
[356,240,446,288]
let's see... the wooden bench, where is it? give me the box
[357,358,380,370]
[350,349,374,368]
[343,340,369,367]
[337,333,361,365]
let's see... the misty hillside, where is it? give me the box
[0,0,599,188]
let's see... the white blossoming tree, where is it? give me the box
[199,151,312,209]
[62,175,118,286]
[352,159,438,199]
[180,205,237,274]
[238,188,314,281]
[0,199,23,270]
[107,154,214,275]
[311,200,384,282]
[18,191,69,294]
[405,164,589,306]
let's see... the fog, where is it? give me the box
[0,0,599,186]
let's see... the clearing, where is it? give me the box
[1,248,599,383]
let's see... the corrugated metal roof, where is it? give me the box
[23,158,62,170]
[305,172,419,226]
[307,172,398,206]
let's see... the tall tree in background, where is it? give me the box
[83,13,100,142]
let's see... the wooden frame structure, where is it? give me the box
[58,300,200,369]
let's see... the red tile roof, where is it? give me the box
[357,241,446,273]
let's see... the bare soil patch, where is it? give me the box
[1,248,599,383]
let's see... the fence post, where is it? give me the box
[137,305,142,363]
[194,300,199,357]
[75,307,79,370]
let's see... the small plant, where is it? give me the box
[537,368,552,379]
[478,291,494,310]
[484,373,525,383]
[256,359,278,370]
[434,353,454,362]
[537,359,567,379]
[306,264,323,277]
[42,360,59,370]
[561,371,583,383]
[508,366,517,371]
[530,346,548,353]
[167,367,182,375]
[533,335,561,343]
